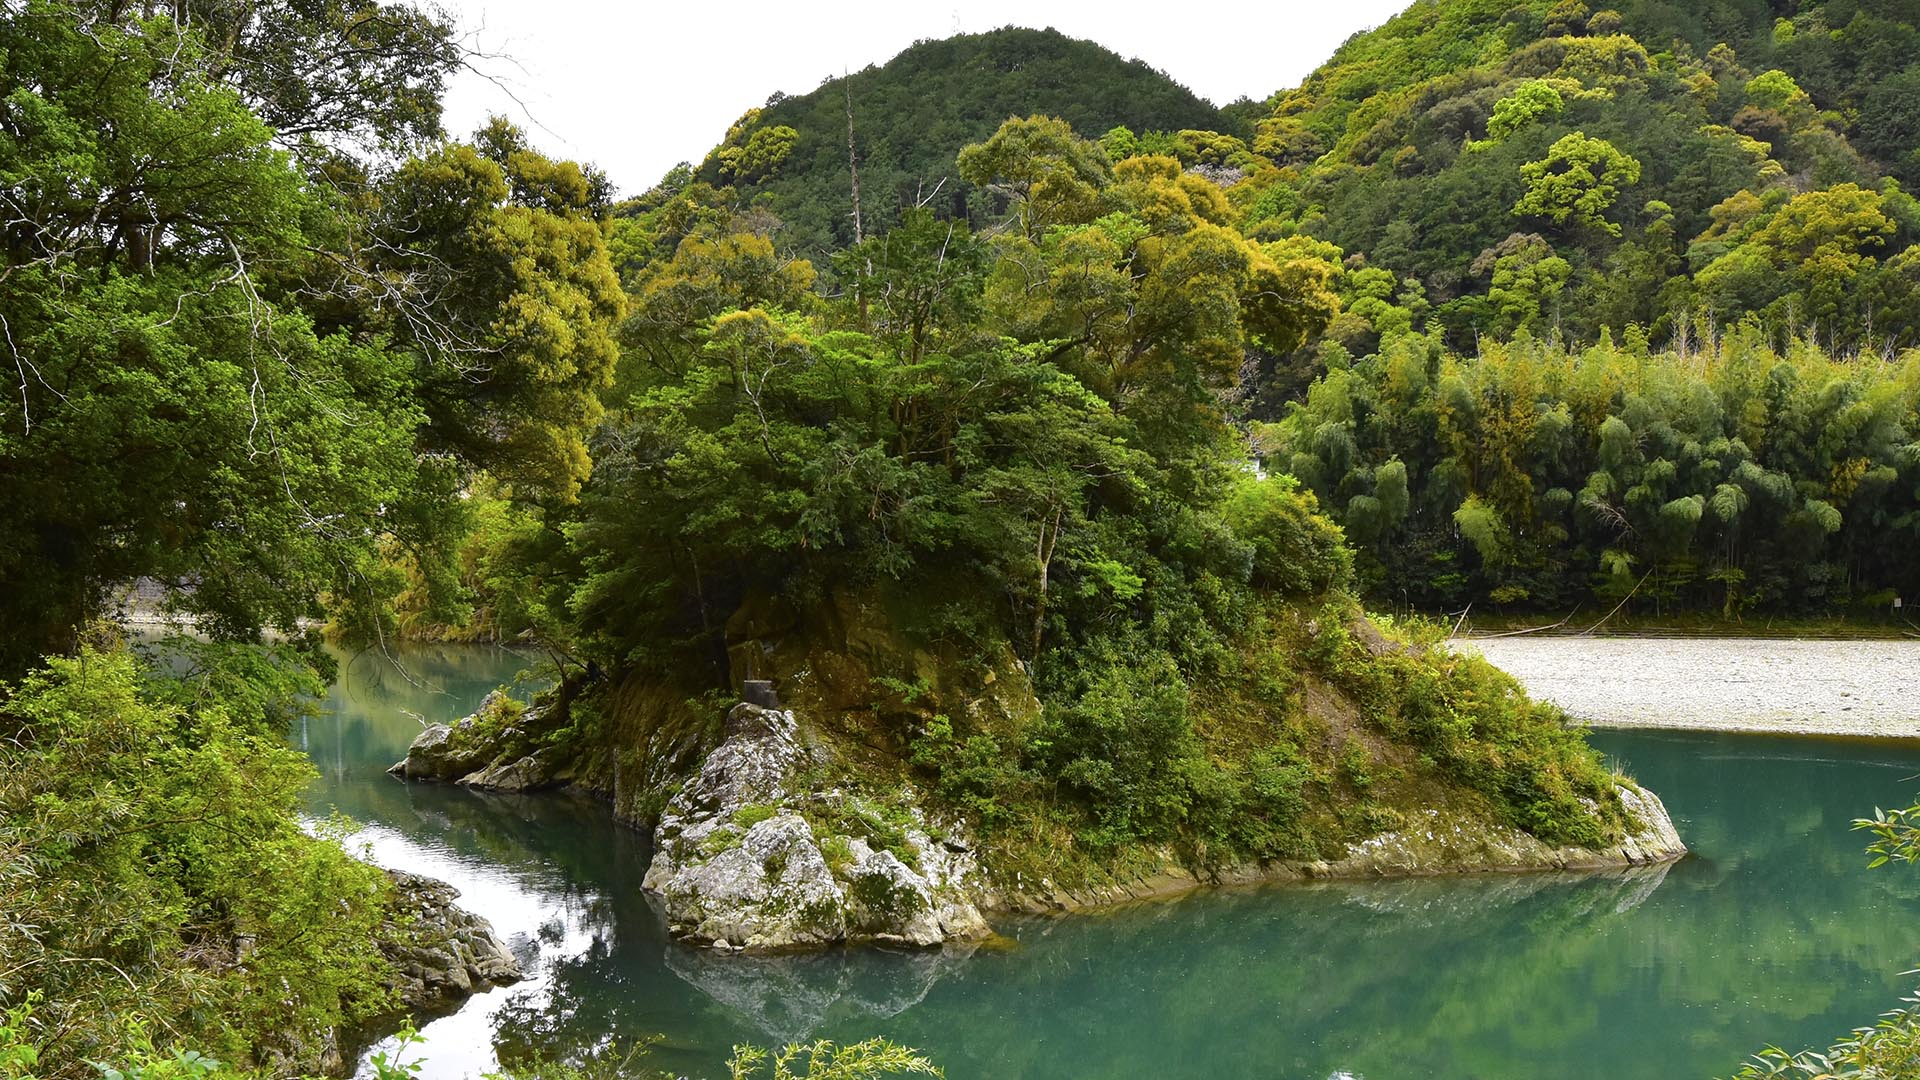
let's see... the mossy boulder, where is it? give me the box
[389,690,572,792]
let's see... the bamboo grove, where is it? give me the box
[1266,329,1920,616]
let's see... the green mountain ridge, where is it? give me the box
[676,2,1920,356]
[669,26,1235,256]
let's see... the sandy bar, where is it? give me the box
[1460,637,1920,737]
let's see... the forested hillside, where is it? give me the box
[1243,0,1920,356]
[688,3,1920,357]
[669,27,1234,257]
[1225,0,1920,616]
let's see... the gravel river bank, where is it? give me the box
[1464,637,1920,737]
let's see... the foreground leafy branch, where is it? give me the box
[1724,800,1920,1079]
[726,1039,943,1080]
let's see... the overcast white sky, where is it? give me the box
[434,0,1411,197]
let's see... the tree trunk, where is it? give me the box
[1031,506,1062,656]
[844,79,870,325]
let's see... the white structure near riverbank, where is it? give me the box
[1464,637,1920,737]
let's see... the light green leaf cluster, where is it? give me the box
[727,1039,943,1080]
[1513,132,1642,236]
[1485,80,1567,143]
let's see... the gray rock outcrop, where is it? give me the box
[379,869,524,1013]
[321,870,523,1076]
[1306,781,1687,877]
[390,691,569,792]
[641,703,992,951]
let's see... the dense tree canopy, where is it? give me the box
[571,117,1345,673]
[1219,0,1920,356]
[0,0,621,677]
[648,0,1920,413]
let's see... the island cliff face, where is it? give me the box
[640,702,992,949]
[393,590,1686,951]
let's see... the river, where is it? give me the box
[303,645,1920,1080]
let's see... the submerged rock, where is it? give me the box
[642,703,992,951]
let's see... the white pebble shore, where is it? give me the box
[1461,637,1920,737]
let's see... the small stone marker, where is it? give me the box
[742,679,781,709]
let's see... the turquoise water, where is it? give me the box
[306,646,1920,1080]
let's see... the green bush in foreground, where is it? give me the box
[0,639,393,1076]
[0,1012,941,1080]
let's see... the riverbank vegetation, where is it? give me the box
[0,0,618,1069]
[0,635,397,1076]
[0,1013,945,1080]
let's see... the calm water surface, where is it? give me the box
[305,646,1920,1080]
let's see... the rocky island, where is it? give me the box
[395,592,1685,951]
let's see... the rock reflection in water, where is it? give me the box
[662,937,983,1045]
[1331,859,1674,924]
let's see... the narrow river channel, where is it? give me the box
[303,644,1920,1080]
